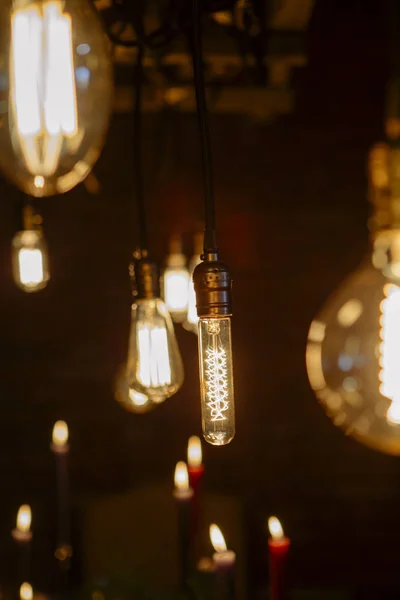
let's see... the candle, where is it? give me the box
[51,421,72,574]
[187,436,204,489]
[173,461,194,591]
[12,505,32,584]
[20,582,33,600]
[210,523,236,600]
[267,516,290,600]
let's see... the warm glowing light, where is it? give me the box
[137,325,171,387]
[128,388,148,407]
[210,524,227,553]
[164,270,190,316]
[205,323,229,421]
[379,285,400,424]
[52,420,69,446]
[268,516,284,540]
[20,583,32,600]
[17,505,31,533]
[337,299,363,327]
[174,461,189,491]
[10,1,78,178]
[18,247,44,286]
[187,435,202,468]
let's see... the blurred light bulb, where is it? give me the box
[20,583,33,600]
[268,516,284,541]
[12,228,49,292]
[198,318,235,445]
[163,235,190,323]
[17,505,31,533]
[183,234,203,334]
[306,227,400,455]
[0,0,112,196]
[52,420,69,447]
[174,461,189,491]
[126,298,184,401]
[187,435,202,468]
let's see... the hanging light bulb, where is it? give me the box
[184,231,203,334]
[126,252,184,401]
[306,133,400,455]
[114,363,162,414]
[0,0,113,196]
[12,205,49,292]
[163,234,190,323]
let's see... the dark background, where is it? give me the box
[0,0,399,597]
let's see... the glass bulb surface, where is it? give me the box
[12,229,49,292]
[198,317,235,445]
[0,0,112,196]
[183,253,201,334]
[126,298,184,400]
[114,364,159,414]
[163,254,190,323]
[306,245,400,455]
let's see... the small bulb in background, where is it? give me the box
[127,254,184,401]
[12,504,32,541]
[12,205,49,292]
[20,583,33,600]
[0,0,113,196]
[163,234,190,323]
[184,231,203,334]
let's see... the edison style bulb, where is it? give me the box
[198,317,235,445]
[163,236,190,322]
[0,0,112,196]
[12,228,49,292]
[184,252,202,334]
[306,228,400,455]
[126,298,184,401]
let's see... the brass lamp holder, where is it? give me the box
[193,251,232,318]
[129,250,160,300]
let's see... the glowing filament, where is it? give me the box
[10,1,78,179]
[379,285,400,424]
[18,248,44,286]
[205,343,229,422]
[137,325,171,387]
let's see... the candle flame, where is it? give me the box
[17,505,31,533]
[52,420,68,446]
[187,435,202,467]
[268,516,284,540]
[20,583,32,600]
[210,523,227,553]
[174,461,189,490]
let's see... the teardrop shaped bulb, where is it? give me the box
[12,228,49,292]
[126,298,184,400]
[0,0,113,196]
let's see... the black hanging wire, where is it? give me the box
[132,41,148,252]
[191,0,218,255]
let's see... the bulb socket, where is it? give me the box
[193,253,232,317]
[130,252,160,300]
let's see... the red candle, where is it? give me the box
[210,524,236,600]
[173,462,194,591]
[187,436,205,490]
[268,516,290,600]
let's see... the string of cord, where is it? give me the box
[191,0,218,254]
[132,42,148,252]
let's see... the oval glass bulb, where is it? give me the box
[0,0,113,196]
[306,236,400,455]
[12,229,49,292]
[126,299,184,400]
[198,317,235,445]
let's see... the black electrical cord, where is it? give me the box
[133,42,148,252]
[191,0,217,254]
